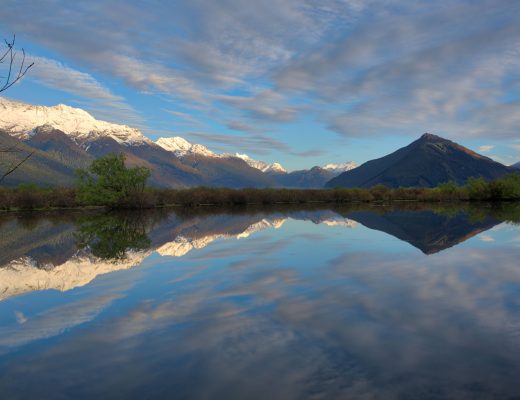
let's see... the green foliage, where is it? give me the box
[464,177,489,200]
[437,180,459,194]
[1,171,520,211]
[75,153,151,208]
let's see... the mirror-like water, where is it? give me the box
[0,204,519,399]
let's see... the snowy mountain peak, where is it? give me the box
[234,153,286,173]
[267,162,287,173]
[155,136,215,157]
[0,97,151,146]
[321,162,357,173]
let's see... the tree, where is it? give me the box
[76,153,151,208]
[0,35,34,184]
[0,34,34,93]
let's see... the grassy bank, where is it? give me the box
[1,173,520,211]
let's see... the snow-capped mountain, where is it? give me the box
[322,162,357,173]
[155,136,288,173]
[156,136,215,157]
[0,97,151,146]
[234,153,287,173]
[0,97,357,188]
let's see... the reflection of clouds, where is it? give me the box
[0,292,126,354]
[1,212,517,398]
[4,236,520,398]
[0,210,358,301]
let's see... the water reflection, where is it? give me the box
[0,204,518,301]
[75,213,153,259]
[0,204,519,398]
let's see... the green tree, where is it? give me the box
[76,153,151,208]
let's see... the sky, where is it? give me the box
[1,0,520,170]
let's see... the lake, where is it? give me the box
[0,204,519,399]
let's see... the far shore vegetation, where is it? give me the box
[1,153,520,211]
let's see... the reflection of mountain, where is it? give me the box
[0,210,357,300]
[345,210,500,254]
[0,252,150,300]
[0,206,504,299]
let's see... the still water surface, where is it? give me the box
[0,204,519,399]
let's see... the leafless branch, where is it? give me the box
[0,150,34,183]
[0,35,34,93]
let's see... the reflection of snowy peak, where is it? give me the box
[157,235,221,257]
[0,211,360,300]
[0,97,151,146]
[158,218,287,256]
[236,218,286,238]
[0,252,149,300]
[322,218,358,228]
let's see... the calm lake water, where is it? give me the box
[0,204,519,399]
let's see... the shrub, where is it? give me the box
[76,153,151,208]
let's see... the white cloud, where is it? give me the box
[27,55,142,124]
[478,145,494,153]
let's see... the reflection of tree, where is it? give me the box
[75,213,151,260]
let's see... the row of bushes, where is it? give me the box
[1,173,520,210]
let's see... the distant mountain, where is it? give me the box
[264,162,356,188]
[327,133,513,188]
[233,153,287,174]
[512,162,520,170]
[0,98,276,188]
[0,129,87,186]
[270,166,335,188]
[0,97,357,188]
[156,136,216,158]
[321,162,357,174]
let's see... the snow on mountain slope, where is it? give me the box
[155,137,288,172]
[0,97,151,146]
[234,153,287,173]
[155,136,215,157]
[321,162,357,173]
[1,97,355,176]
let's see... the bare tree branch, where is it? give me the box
[0,34,35,183]
[0,35,34,93]
[0,150,34,183]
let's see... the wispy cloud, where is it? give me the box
[478,145,494,153]
[1,0,520,162]
[27,55,143,124]
[164,109,205,127]
[189,131,291,155]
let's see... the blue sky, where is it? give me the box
[1,0,520,170]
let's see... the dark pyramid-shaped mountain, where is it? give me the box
[343,209,500,254]
[326,133,513,188]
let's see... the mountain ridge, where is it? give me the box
[326,133,513,188]
[0,97,356,188]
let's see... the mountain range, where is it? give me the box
[0,98,355,188]
[1,98,517,189]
